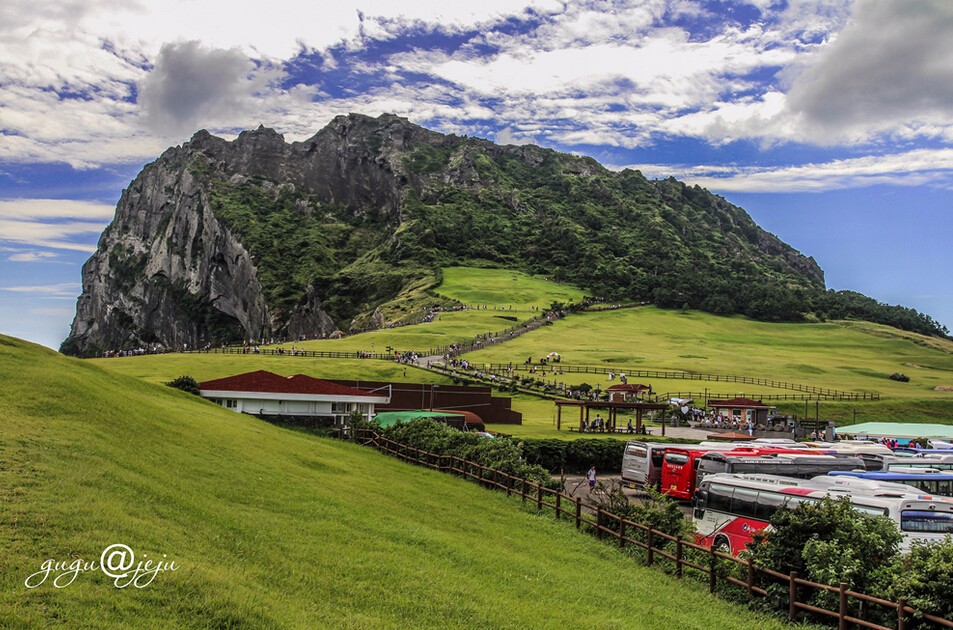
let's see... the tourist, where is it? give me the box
[587,466,597,494]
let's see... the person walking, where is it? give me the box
[587,466,597,494]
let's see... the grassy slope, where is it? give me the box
[1,335,785,628]
[435,266,587,309]
[463,308,953,394]
[92,267,953,437]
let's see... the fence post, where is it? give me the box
[595,508,603,540]
[789,571,798,621]
[575,497,582,529]
[647,530,654,565]
[709,546,716,594]
[675,538,683,578]
[506,474,512,496]
[536,484,543,511]
[897,597,907,630]
[619,519,625,549]
[838,582,848,630]
[522,478,527,503]
[747,559,755,596]
[555,492,561,520]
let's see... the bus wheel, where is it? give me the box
[713,536,731,555]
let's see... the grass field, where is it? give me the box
[1,335,789,628]
[89,267,953,436]
[90,352,450,386]
[269,267,585,355]
[464,307,953,398]
[284,309,527,354]
[435,266,587,309]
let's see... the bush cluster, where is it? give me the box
[519,437,697,474]
[165,375,200,395]
[746,496,953,625]
[379,419,557,488]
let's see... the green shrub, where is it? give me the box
[887,537,953,626]
[519,438,697,474]
[889,372,910,382]
[380,419,556,488]
[166,375,200,395]
[745,497,901,615]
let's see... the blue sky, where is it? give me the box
[2,0,952,349]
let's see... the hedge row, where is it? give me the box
[518,437,699,474]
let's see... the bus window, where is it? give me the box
[625,444,647,458]
[707,483,733,513]
[901,511,953,534]
[853,504,888,518]
[920,480,939,495]
[755,491,785,520]
[665,452,689,465]
[731,487,759,518]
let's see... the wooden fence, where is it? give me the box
[486,363,880,401]
[353,429,951,629]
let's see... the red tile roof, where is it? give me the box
[199,370,381,398]
[708,397,769,408]
[606,383,649,392]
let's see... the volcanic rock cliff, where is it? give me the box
[62,113,825,357]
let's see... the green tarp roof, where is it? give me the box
[373,410,465,428]
[836,422,953,439]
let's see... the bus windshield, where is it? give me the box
[901,510,953,534]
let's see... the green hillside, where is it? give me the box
[0,335,789,628]
[88,267,953,438]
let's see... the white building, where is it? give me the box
[199,370,390,424]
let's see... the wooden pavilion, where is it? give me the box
[555,399,672,435]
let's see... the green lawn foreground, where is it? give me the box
[0,335,790,629]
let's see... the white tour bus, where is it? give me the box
[693,473,953,555]
[621,441,753,488]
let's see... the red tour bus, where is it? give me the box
[693,473,953,555]
[660,447,783,500]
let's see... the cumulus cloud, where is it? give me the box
[139,41,264,135]
[495,127,537,146]
[785,0,953,142]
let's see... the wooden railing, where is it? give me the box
[352,429,951,629]
[482,363,880,401]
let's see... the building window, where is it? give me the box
[225,399,237,409]
[332,402,349,414]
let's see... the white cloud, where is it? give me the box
[618,148,953,193]
[8,251,59,262]
[0,199,116,220]
[0,282,81,297]
[495,127,537,146]
[0,198,114,252]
